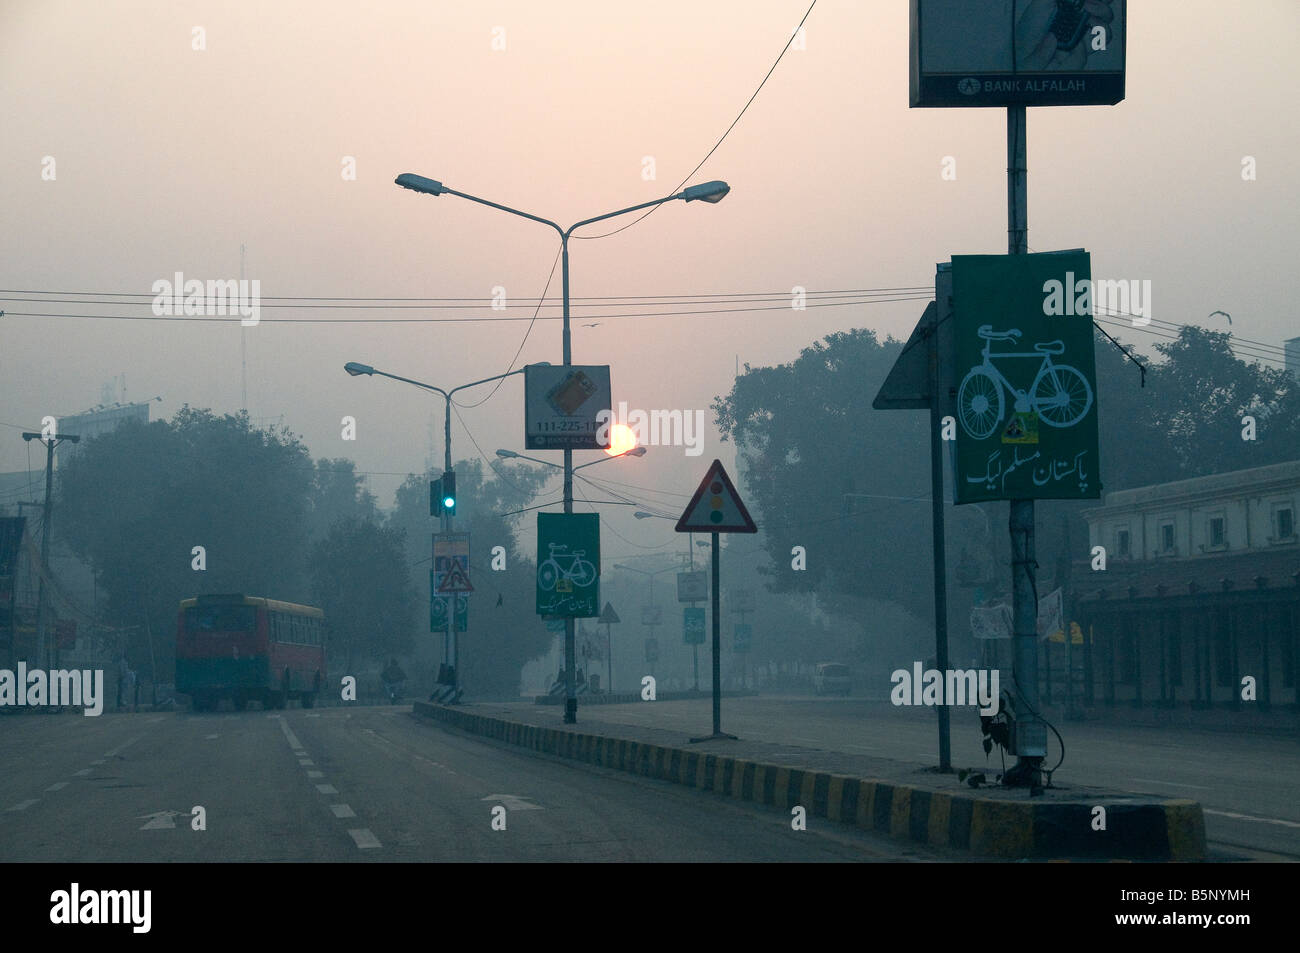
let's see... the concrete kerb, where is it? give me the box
[412,701,1206,861]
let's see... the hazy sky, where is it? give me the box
[3,0,1297,562]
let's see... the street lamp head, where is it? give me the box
[495,449,519,459]
[395,173,446,196]
[344,362,375,377]
[682,180,730,203]
[627,446,647,457]
[633,511,655,520]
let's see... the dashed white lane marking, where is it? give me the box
[298,758,314,765]
[147,716,164,723]
[276,717,304,751]
[6,799,38,812]
[315,784,338,795]
[45,782,68,792]
[307,770,324,778]
[206,734,219,740]
[331,804,356,818]
[1205,809,1300,829]
[1131,778,1209,790]
[73,769,92,776]
[104,735,142,758]
[90,759,105,765]
[348,828,381,849]
[306,714,321,718]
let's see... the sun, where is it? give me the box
[604,422,637,456]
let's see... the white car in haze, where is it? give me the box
[813,663,851,696]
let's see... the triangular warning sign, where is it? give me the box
[675,459,757,534]
[599,602,621,624]
[437,563,474,593]
[872,301,936,410]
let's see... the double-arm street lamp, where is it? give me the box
[343,361,546,696]
[398,171,729,723]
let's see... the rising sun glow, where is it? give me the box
[604,422,637,456]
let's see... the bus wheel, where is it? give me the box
[231,691,248,711]
[300,691,315,709]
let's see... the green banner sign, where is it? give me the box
[952,251,1101,503]
[430,587,468,632]
[536,513,600,617]
[683,607,705,645]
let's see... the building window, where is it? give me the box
[1116,528,1131,558]
[1275,505,1295,542]
[1208,515,1225,548]
[1159,522,1175,555]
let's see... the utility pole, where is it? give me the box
[21,431,79,670]
[240,244,248,413]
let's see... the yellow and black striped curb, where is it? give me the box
[413,702,1206,861]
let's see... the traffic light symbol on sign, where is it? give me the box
[708,481,724,524]
[675,459,757,533]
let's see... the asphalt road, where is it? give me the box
[540,695,1300,860]
[0,705,951,863]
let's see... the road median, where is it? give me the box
[412,700,1205,861]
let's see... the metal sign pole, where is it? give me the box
[711,531,721,734]
[928,300,952,772]
[1006,103,1046,786]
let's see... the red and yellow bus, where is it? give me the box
[176,594,326,711]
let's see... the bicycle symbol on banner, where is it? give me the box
[537,543,596,593]
[957,325,1094,440]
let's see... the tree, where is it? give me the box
[308,458,377,540]
[308,517,415,673]
[1139,327,1300,481]
[57,407,316,679]
[712,329,938,619]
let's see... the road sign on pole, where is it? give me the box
[677,460,752,742]
[431,532,470,634]
[437,562,474,593]
[951,251,1101,503]
[682,607,705,645]
[535,513,600,617]
[677,571,707,603]
[675,459,757,534]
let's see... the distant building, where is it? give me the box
[57,400,152,459]
[1073,460,1300,710]
[1286,336,1300,385]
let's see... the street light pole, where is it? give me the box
[344,362,537,698]
[397,173,728,723]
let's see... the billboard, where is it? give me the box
[524,364,612,450]
[57,402,152,457]
[951,251,1100,503]
[535,513,600,617]
[911,0,1125,107]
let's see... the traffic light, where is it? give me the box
[430,472,457,516]
[441,470,456,516]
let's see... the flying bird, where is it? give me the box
[582,322,601,328]
[1208,310,1232,325]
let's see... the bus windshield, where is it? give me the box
[184,605,256,632]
